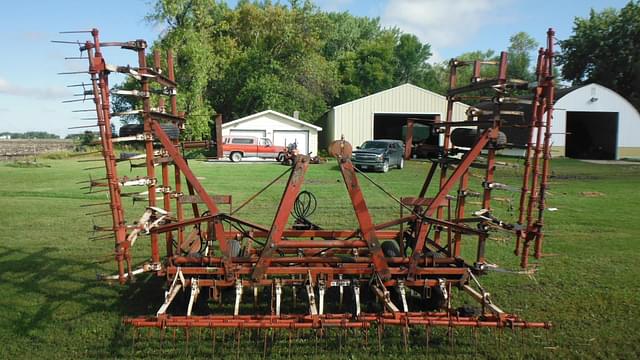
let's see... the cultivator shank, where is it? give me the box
[58,28,555,350]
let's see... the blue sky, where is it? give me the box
[0,0,631,136]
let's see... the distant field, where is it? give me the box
[0,156,639,358]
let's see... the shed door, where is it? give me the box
[229,129,266,139]
[273,130,309,154]
[565,111,618,160]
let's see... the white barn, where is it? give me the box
[221,110,322,155]
[550,83,640,160]
[321,83,469,149]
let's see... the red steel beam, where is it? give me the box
[251,156,310,281]
[151,121,234,279]
[338,158,391,280]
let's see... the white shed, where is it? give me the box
[550,83,640,160]
[321,83,469,149]
[221,110,322,155]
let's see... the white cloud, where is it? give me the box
[382,0,509,49]
[0,77,70,101]
[427,49,443,64]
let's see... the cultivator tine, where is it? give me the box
[60,30,93,34]
[234,279,243,316]
[85,208,110,217]
[62,97,93,102]
[236,329,242,360]
[88,234,112,241]
[402,324,409,352]
[292,281,297,308]
[353,283,361,317]
[83,165,106,171]
[425,324,430,356]
[211,328,217,357]
[186,278,199,316]
[372,275,398,312]
[80,202,111,207]
[69,124,98,130]
[253,286,259,309]
[275,280,282,316]
[131,327,138,352]
[473,327,479,357]
[262,329,269,359]
[318,280,326,315]
[157,269,184,315]
[51,40,83,45]
[305,274,318,316]
[77,158,106,163]
[338,274,344,308]
[185,328,190,354]
[399,281,409,312]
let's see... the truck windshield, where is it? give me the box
[361,141,388,149]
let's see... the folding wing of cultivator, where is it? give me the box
[58,28,556,351]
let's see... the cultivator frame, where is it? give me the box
[58,28,555,346]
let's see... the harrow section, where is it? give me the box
[58,28,556,348]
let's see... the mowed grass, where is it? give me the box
[0,155,639,359]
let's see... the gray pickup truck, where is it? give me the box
[351,139,405,173]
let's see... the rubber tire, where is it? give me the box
[397,158,404,169]
[381,159,389,173]
[381,240,401,258]
[118,123,180,140]
[450,128,507,149]
[422,283,447,311]
[230,152,242,162]
[276,153,286,162]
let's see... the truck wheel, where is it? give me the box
[397,158,404,169]
[381,159,389,173]
[230,152,242,162]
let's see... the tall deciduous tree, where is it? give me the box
[508,32,538,81]
[394,33,432,84]
[116,0,437,138]
[558,1,640,109]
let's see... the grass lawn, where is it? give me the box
[0,155,639,358]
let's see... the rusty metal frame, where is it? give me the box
[59,28,556,345]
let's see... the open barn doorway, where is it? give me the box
[373,113,438,159]
[565,111,618,160]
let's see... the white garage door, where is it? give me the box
[229,129,266,139]
[273,130,309,154]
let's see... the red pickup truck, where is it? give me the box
[222,136,287,162]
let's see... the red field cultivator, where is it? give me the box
[58,28,556,351]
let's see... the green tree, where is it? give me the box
[508,32,538,81]
[558,1,640,109]
[0,132,60,139]
[119,0,440,136]
[394,33,432,84]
